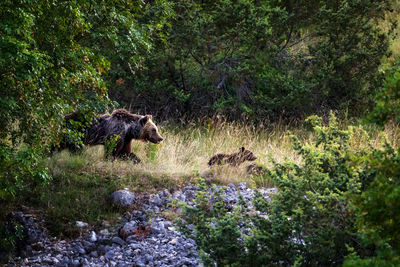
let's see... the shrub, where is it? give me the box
[369,60,400,125]
[344,67,400,264]
[180,112,372,265]
[177,180,251,266]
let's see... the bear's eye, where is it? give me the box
[152,129,156,133]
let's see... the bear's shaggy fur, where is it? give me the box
[66,109,163,161]
[246,163,266,176]
[208,147,257,167]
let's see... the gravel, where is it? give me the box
[7,182,276,266]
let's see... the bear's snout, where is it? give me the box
[148,136,164,144]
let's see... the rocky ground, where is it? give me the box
[6,183,277,267]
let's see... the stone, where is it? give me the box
[89,231,97,242]
[76,221,89,228]
[100,229,110,236]
[149,194,162,207]
[82,240,96,252]
[144,254,153,263]
[97,245,107,255]
[129,243,140,250]
[126,236,137,243]
[130,210,147,222]
[71,259,80,267]
[151,222,165,235]
[112,237,125,246]
[238,182,247,191]
[119,221,138,238]
[110,189,135,207]
[105,250,115,260]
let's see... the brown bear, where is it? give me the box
[246,163,266,176]
[208,147,257,167]
[65,109,163,162]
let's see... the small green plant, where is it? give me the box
[0,219,23,262]
[177,180,251,266]
[146,143,159,162]
[104,134,122,159]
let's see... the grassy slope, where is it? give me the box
[33,119,399,236]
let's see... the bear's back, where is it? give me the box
[111,109,142,123]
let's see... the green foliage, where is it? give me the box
[369,61,400,125]
[349,62,400,265]
[0,0,165,204]
[340,34,400,266]
[0,145,50,199]
[178,180,251,266]
[104,134,122,159]
[111,0,394,121]
[0,219,23,261]
[344,142,400,265]
[146,143,160,162]
[180,113,375,265]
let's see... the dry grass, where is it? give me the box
[40,119,400,236]
[49,119,400,191]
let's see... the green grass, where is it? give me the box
[5,119,400,237]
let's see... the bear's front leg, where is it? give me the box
[120,152,141,163]
[115,141,141,163]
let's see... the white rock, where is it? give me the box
[89,231,97,242]
[76,221,89,228]
[100,229,109,235]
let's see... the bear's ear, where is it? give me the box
[146,114,153,120]
[139,115,150,126]
[240,147,245,152]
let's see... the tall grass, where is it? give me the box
[14,118,397,236]
[51,121,303,189]
[50,119,400,190]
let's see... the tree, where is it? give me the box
[0,0,161,200]
[110,0,394,121]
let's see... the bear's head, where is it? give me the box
[238,147,257,161]
[139,115,164,144]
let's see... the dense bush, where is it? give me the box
[344,67,400,265]
[369,61,400,125]
[179,113,377,265]
[111,0,394,121]
[344,143,400,266]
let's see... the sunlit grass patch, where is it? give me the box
[38,118,400,237]
[49,119,400,190]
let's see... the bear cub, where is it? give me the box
[208,147,257,167]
